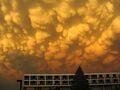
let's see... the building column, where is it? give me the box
[17,80,22,90]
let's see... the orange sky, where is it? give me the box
[0,1,120,87]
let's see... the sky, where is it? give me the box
[0,0,120,90]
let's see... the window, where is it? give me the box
[38,76,45,80]
[98,75,104,79]
[105,79,111,83]
[85,75,90,79]
[113,79,118,83]
[92,80,97,84]
[98,80,104,84]
[62,76,68,80]
[46,81,53,85]
[54,76,60,80]
[46,76,53,80]
[62,81,68,85]
[30,76,37,80]
[112,74,117,78]
[24,76,29,80]
[38,81,45,85]
[24,81,29,85]
[54,81,60,85]
[106,74,111,78]
[30,81,37,85]
[91,75,97,79]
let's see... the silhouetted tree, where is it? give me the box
[71,66,90,90]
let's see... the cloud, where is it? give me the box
[0,0,120,89]
[54,1,76,23]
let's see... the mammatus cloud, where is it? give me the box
[0,1,120,89]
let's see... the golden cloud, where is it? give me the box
[0,0,120,81]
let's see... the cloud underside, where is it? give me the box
[0,0,120,80]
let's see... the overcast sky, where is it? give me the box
[0,0,120,90]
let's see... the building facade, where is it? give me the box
[17,73,120,90]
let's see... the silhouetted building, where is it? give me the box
[17,67,120,90]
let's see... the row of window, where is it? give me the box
[90,79,120,84]
[24,81,70,85]
[86,74,120,79]
[24,75,74,80]
[24,79,120,86]
[24,74,120,80]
